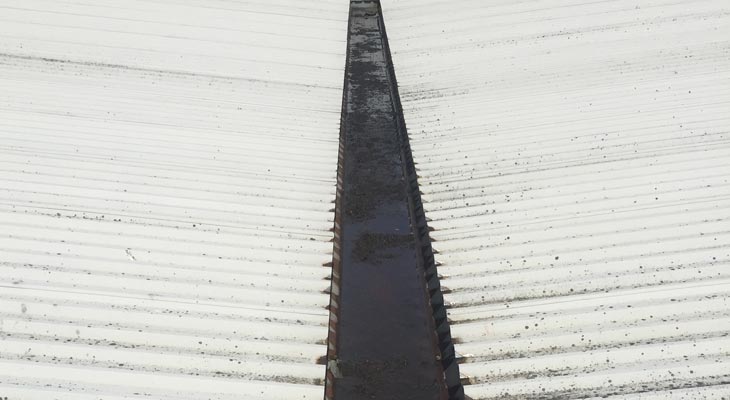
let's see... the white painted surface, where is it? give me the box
[0,0,347,398]
[382,0,730,398]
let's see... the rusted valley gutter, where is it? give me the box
[325,1,463,399]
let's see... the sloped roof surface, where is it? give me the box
[0,0,347,398]
[382,0,730,398]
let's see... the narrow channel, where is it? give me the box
[325,1,460,399]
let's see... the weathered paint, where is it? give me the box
[381,0,730,398]
[0,0,347,398]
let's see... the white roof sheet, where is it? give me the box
[382,0,730,398]
[0,0,347,398]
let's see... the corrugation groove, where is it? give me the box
[381,0,730,398]
[0,0,348,399]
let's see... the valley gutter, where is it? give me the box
[325,1,463,399]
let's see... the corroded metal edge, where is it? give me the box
[324,3,353,399]
[375,2,466,399]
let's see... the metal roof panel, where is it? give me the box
[382,0,730,397]
[0,0,347,398]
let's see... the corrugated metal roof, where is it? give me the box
[0,0,347,398]
[382,0,730,398]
